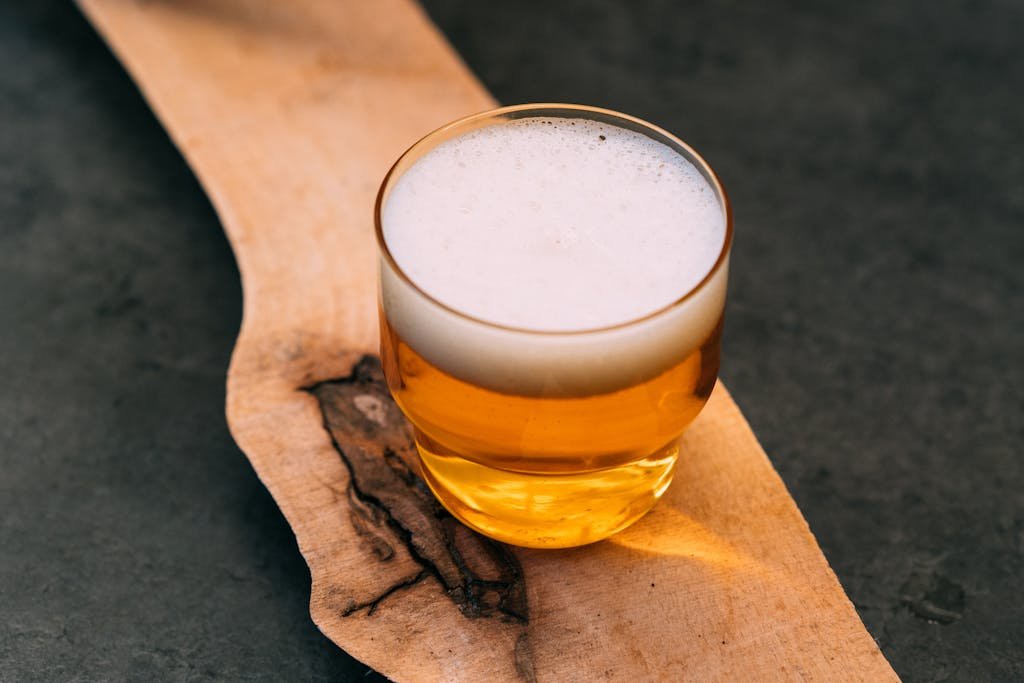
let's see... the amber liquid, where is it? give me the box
[381,315,722,548]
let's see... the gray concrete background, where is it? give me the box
[1,1,1020,680]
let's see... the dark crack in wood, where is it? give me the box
[306,356,529,625]
[514,633,538,683]
[342,570,430,617]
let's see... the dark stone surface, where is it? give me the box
[1,0,1020,680]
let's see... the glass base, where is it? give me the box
[416,434,679,549]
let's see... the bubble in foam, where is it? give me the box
[382,116,725,332]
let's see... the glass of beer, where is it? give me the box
[376,104,732,548]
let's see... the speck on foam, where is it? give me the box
[379,116,729,396]
[382,117,725,332]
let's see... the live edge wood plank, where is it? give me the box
[76,1,897,680]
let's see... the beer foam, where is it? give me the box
[380,115,729,395]
[383,117,724,331]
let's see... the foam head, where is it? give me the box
[379,111,730,396]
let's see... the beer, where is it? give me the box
[376,105,731,548]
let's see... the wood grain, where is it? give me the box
[75,0,897,680]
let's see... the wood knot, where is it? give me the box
[353,394,387,427]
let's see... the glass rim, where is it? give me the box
[374,102,734,337]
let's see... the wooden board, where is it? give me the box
[75,1,898,680]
